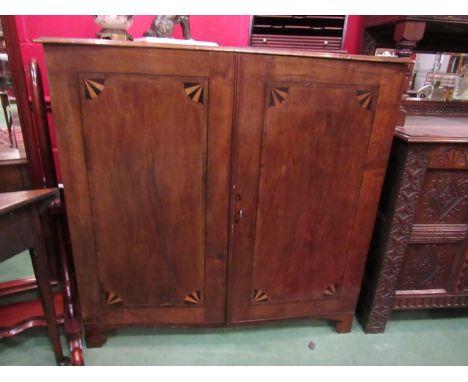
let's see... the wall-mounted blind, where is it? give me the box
[250,15,346,51]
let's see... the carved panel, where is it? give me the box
[430,147,468,169]
[393,293,468,309]
[415,171,468,224]
[397,244,456,291]
[364,147,428,332]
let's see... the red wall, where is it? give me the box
[342,16,365,54]
[15,15,252,96]
[16,15,365,95]
[14,15,365,180]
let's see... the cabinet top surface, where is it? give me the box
[396,116,468,143]
[36,37,410,65]
[0,189,58,216]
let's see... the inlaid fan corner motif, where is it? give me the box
[355,89,373,110]
[323,283,339,297]
[184,290,201,304]
[269,87,289,107]
[253,289,268,303]
[105,291,123,305]
[183,82,205,104]
[84,78,106,100]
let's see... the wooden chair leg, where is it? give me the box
[29,212,67,365]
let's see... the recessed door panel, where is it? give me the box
[81,74,207,308]
[252,82,374,303]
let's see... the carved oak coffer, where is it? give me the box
[360,116,468,333]
[39,38,407,347]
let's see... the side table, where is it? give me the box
[0,189,67,364]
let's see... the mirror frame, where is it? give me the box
[1,15,44,188]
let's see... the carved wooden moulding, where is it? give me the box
[393,294,468,309]
[363,148,429,332]
[409,224,468,243]
[401,100,468,117]
[430,147,468,169]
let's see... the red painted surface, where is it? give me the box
[15,15,252,95]
[16,15,364,94]
[343,16,365,54]
[14,15,365,180]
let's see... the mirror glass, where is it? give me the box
[375,48,468,103]
[409,52,468,101]
[0,18,25,161]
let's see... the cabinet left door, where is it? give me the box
[44,45,235,327]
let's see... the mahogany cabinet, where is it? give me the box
[360,116,468,333]
[40,38,408,347]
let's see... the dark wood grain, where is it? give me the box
[0,159,30,192]
[82,74,207,308]
[29,59,57,188]
[228,52,406,328]
[0,189,58,217]
[44,43,234,328]
[42,39,407,342]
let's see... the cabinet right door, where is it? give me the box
[228,53,406,323]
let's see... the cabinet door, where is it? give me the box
[228,54,405,323]
[46,46,234,325]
